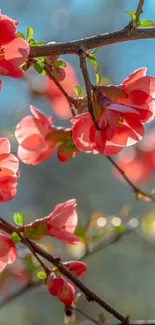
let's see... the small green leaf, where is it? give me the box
[73,86,82,97]
[37,271,47,280]
[125,10,137,22]
[24,255,37,272]
[16,32,25,39]
[74,227,86,243]
[13,212,24,226]
[52,60,66,67]
[11,232,21,244]
[29,39,35,46]
[26,26,34,41]
[34,41,46,46]
[87,55,98,71]
[89,47,100,55]
[33,60,45,74]
[138,20,154,27]
[115,224,125,234]
[98,312,105,323]
[95,72,101,85]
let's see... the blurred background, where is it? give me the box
[1,0,155,324]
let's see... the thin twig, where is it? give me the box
[0,218,50,274]
[44,64,76,105]
[106,156,155,203]
[135,0,144,20]
[0,218,126,322]
[79,48,100,130]
[44,63,77,116]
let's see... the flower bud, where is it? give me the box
[48,275,75,305]
[64,261,87,277]
[52,67,66,81]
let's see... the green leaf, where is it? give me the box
[73,86,82,97]
[115,224,125,234]
[89,47,100,55]
[34,41,46,46]
[138,20,154,27]
[24,255,37,272]
[125,10,137,22]
[26,26,34,41]
[74,227,86,243]
[29,39,36,46]
[11,232,21,244]
[37,271,47,280]
[13,212,24,226]
[16,32,25,39]
[87,55,98,71]
[52,60,66,67]
[95,72,101,85]
[33,61,46,75]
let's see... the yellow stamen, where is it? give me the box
[0,47,5,60]
[118,114,125,126]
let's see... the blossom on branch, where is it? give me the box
[64,260,87,276]
[0,232,17,272]
[0,138,19,203]
[0,12,29,78]
[15,106,79,165]
[15,106,56,165]
[24,199,80,244]
[48,275,75,305]
[71,68,155,156]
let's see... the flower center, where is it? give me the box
[0,46,5,60]
[118,114,125,126]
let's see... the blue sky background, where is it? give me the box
[1,1,155,324]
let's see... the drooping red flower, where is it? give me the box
[0,232,17,272]
[0,138,19,203]
[71,67,155,156]
[0,12,29,78]
[44,62,79,119]
[15,106,56,165]
[64,261,87,277]
[101,67,155,123]
[70,102,144,155]
[48,275,75,305]
[24,199,80,244]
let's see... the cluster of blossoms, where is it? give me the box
[0,199,87,309]
[71,68,155,155]
[1,7,155,318]
[14,68,155,165]
[0,11,29,78]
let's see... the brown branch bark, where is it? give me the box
[79,48,100,129]
[29,27,155,58]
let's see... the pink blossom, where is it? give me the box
[0,232,17,272]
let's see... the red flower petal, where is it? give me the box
[123,67,147,86]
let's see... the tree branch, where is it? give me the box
[29,27,155,58]
[0,218,126,322]
[135,0,144,20]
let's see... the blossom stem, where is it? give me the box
[44,63,77,116]
[78,48,100,130]
[106,156,155,203]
